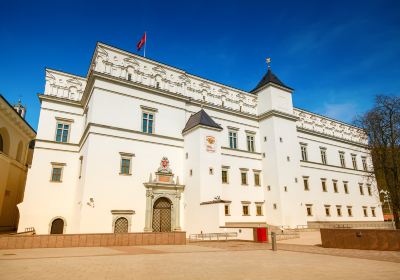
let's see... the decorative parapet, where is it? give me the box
[44,69,87,101]
[90,44,258,114]
[293,108,368,145]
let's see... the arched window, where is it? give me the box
[0,134,3,152]
[50,218,65,234]
[114,217,128,233]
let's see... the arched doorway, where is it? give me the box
[50,218,64,234]
[152,197,171,232]
[114,217,128,233]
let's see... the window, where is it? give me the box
[336,206,342,217]
[359,183,364,195]
[246,134,255,152]
[114,217,129,233]
[229,131,238,149]
[333,180,338,193]
[142,112,154,134]
[325,205,331,216]
[351,154,358,170]
[273,203,277,209]
[300,144,308,161]
[367,184,372,196]
[321,179,327,192]
[306,204,313,216]
[303,177,309,191]
[242,205,249,216]
[55,122,70,143]
[363,207,368,217]
[127,73,132,81]
[339,152,346,168]
[221,169,228,183]
[284,186,288,192]
[51,167,63,182]
[343,182,349,194]
[254,172,261,186]
[209,168,214,175]
[371,207,376,217]
[347,206,353,217]
[267,185,271,191]
[240,170,248,185]
[224,204,230,216]
[320,148,327,165]
[190,169,193,176]
[362,157,367,171]
[256,204,263,216]
[120,153,134,175]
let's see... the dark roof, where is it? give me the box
[182,109,223,133]
[0,94,36,134]
[251,68,293,93]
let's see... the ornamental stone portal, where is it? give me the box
[143,157,185,232]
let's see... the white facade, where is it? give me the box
[18,43,383,235]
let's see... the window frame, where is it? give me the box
[333,180,338,193]
[119,152,134,176]
[303,177,310,191]
[351,154,358,170]
[343,181,349,194]
[50,162,65,182]
[242,203,250,216]
[320,147,327,165]
[300,144,308,161]
[363,206,368,217]
[142,111,155,134]
[336,205,342,217]
[339,151,346,168]
[229,130,238,149]
[371,207,376,217]
[221,166,229,184]
[246,133,255,152]
[321,179,327,192]
[224,204,231,216]
[306,204,313,216]
[359,183,364,195]
[347,206,353,217]
[361,156,368,171]
[240,169,248,186]
[324,205,331,217]
[55,119,72,143]
[253,170,261,186]
[255,203,264,216]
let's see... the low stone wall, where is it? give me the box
[321,229,400,251]
[0,232,186,250]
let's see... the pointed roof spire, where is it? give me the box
[250,58,293,93]
[182,109,222,134]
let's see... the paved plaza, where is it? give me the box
[1,241,399,280]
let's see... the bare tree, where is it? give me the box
[355,95,400,229]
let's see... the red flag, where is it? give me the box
[137,32,146,51]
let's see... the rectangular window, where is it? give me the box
[242,205,249,216]
[339,152,346,168]
[306,204,313,216]
[343,182,349,194]
[336,206,342,217]
[246,135,255,152]
[367,184,372,196]
[351,154,358,170]
[229,131,238,149]
[303,177,309,191]
[320,148,327,165]
[333,180,338,193]
[142,112,154,134]
[224,204,230,216]
[363,207,368,217]
[371,207,376,217]
[51,167,62,182]
[325,205,331,216]
[241,171,248,185]
[300,144,308,161]
[321,179,327,192]
[359,183,364,195]
[221,170,228,184]
[256,205,263,216]
[362,157,367,171]
[347,206,353,217]
[119,152,134,175]
[55,122,70,143]
[254,172,261,186]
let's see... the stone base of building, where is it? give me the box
[0,231,186,250]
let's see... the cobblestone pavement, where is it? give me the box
[0,242,399,279]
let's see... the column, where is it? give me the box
[144,189,153,232]
[174,192,182,231]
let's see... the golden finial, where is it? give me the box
[266,57,271,69]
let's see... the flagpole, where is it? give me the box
[144,31,147,58]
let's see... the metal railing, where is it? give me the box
[189,232,238,241]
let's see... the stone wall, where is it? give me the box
[320,229,400,251]
[0,232,186,250]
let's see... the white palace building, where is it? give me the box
[18,43,384,237]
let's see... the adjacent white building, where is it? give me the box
[18,43,383,236]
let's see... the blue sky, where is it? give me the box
[0,0,399,130]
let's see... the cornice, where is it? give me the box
[258,109,299,122]
[297,127,368,148]
[181,124,223,136]
[251,82,294,95]
[38,94,83,108]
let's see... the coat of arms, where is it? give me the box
[205,136,216,152]
[157,157,172,173]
